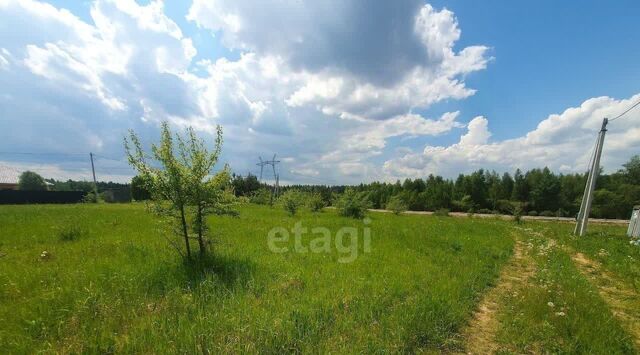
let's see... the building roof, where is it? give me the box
[0,164,21,184]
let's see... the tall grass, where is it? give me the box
[494,226,636,353]
[0,203,513,353]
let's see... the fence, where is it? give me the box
[0,190,86,204]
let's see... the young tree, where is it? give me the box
[179,126,236,255]
[124,122,235,259]
[18,171,47,191]
[336,189,371,219]
[386,195,408,215]
[307,192,326,212]
[280,189,304,216]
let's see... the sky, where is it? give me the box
[0,0,639,185]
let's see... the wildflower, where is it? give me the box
[555,311,566,316]
[547,301,555,308]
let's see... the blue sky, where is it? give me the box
[428,0,640,138]
[0,0,639,184]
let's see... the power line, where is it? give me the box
[609,98,640,122]
[0,151,86,157]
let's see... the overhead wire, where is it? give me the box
[609,98,640,122]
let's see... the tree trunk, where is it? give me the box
[196,204,206,256]
[179,205,191,259]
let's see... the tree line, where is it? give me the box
[20,154,640,220]
[231,155,640,219]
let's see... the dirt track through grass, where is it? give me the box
[571,251,640,349]
[460,237,536,354]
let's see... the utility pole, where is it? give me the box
[574,118,608,236]
[90,152,98,197]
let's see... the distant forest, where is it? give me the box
[42,155,640,220]
[232,155,640,220]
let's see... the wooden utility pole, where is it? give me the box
[574,118,608,236]
[90,152,98,197]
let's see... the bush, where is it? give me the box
[336,189,371,219]
[527,210,538,216]
[539,210,555,217]
[82,191,101,203]
[477,208,492,215]
[57,225,85,241]
[386,195,407,215]
[433,208,450,217]
[236,196,250,205]
[250,188,272,205]
[513,204,523,224]
[495,199,516,215]
[307,192,326,212]
[280,190,304,216]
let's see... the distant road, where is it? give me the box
[366,209,629,225]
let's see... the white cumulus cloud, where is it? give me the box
[383,94,640,180]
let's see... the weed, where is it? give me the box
[56,225,86,241]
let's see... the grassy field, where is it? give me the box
[0,203,637,353]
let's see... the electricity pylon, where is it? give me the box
[574,118,608,236]
[256,154,281,205]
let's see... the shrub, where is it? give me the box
[82,191,101,203]
[250,188,272,205]
[386,195,407,215]
[539,210,555,217]
[57,225,85,241]
[236,196,250,205]
[513,204,523,224]
[434,208,450,217]
[280,190,304,216]
[307,192,326,212]
[527,210,538,216]
[477,208,492,215]
[336,189,371,219]
[496,199,516,215]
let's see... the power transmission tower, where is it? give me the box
[257,154,281,205]
[257,156,265,180]
[574,118,608,236]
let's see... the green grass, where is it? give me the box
[533,221,640,292]
[0,203,514,353]
[495,226,636,354]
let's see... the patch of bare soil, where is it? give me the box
[571,252,640,349]
[458,238,537,354]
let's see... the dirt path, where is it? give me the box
[570,252,640,349]
[458,238,537,354]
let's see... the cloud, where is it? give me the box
[383,94,640,179]
[0,0,202,162]
[188,0,490,121]
[6,0,597,186]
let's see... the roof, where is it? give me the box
[0,164,21,184]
